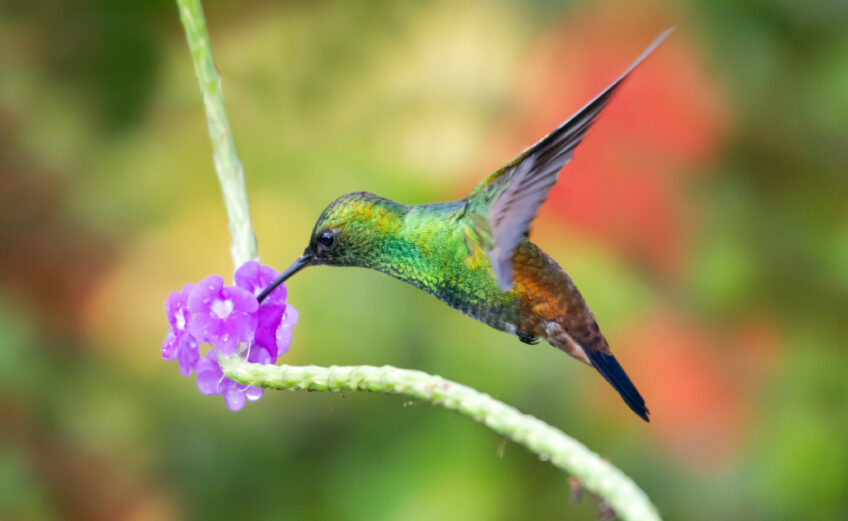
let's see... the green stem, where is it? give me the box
[176,1,661,520]
[176,0,258,266]
[221,357,662,521]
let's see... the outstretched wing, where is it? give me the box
[466,29,672,291]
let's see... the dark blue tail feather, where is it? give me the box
[587,351,650,422]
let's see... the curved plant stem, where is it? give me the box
[176,1,662,520]
[221,356,662,521]
[177,0,258,267]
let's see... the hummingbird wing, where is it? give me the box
[466,29,672,291]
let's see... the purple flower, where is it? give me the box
[276,305,299,356]
[162,332,200,377]
[235,260,287,306]
[251,300,298,362]
[222,380,248,411]
[195,350,224,395]
[162,262,299,412]
[195,350,264,411]
[253,304,285,358]
[187,275,258,355]
[162,283,200,376]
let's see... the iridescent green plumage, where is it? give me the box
[264,31,673,421]
[311,193,522,332]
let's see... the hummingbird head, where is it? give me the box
[257,192,406,303]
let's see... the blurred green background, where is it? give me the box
[1,0,847,519]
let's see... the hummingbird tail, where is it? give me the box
[585,350,650,422]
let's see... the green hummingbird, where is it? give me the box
[260,30,673,421]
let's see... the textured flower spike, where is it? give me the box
[161,262,298,410]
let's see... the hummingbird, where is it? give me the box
[259,30,674,421]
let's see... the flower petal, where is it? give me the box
[247,344,273,365]
[275,304,298,355]
[253,304,285,355]
[282,304,299,328]
[165,283,194,330]
[188,275,225,314]
[162,331,178,360]
[224,285,259,315]
[188,311,223,345]
[177,336,200,377]
[224,385,246,411]
[196,352,223,395]
[235,261,287,304]
[214,331,239,355]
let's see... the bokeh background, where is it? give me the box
[2,0,847,519]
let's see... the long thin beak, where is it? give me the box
[257,251,313,304]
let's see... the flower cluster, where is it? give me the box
[161,261,297,410]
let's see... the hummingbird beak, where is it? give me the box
[256,250,314,304]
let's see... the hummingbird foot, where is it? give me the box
[518,332,540,345]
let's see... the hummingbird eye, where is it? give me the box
[316,229,337,251]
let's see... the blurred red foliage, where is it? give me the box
[510,2,727,278]
[610,311,780,471]
[0,394,178,521]
[0,128,115,340]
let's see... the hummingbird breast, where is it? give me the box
[369,200,524,333]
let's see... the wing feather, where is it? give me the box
[470,29,672,290]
